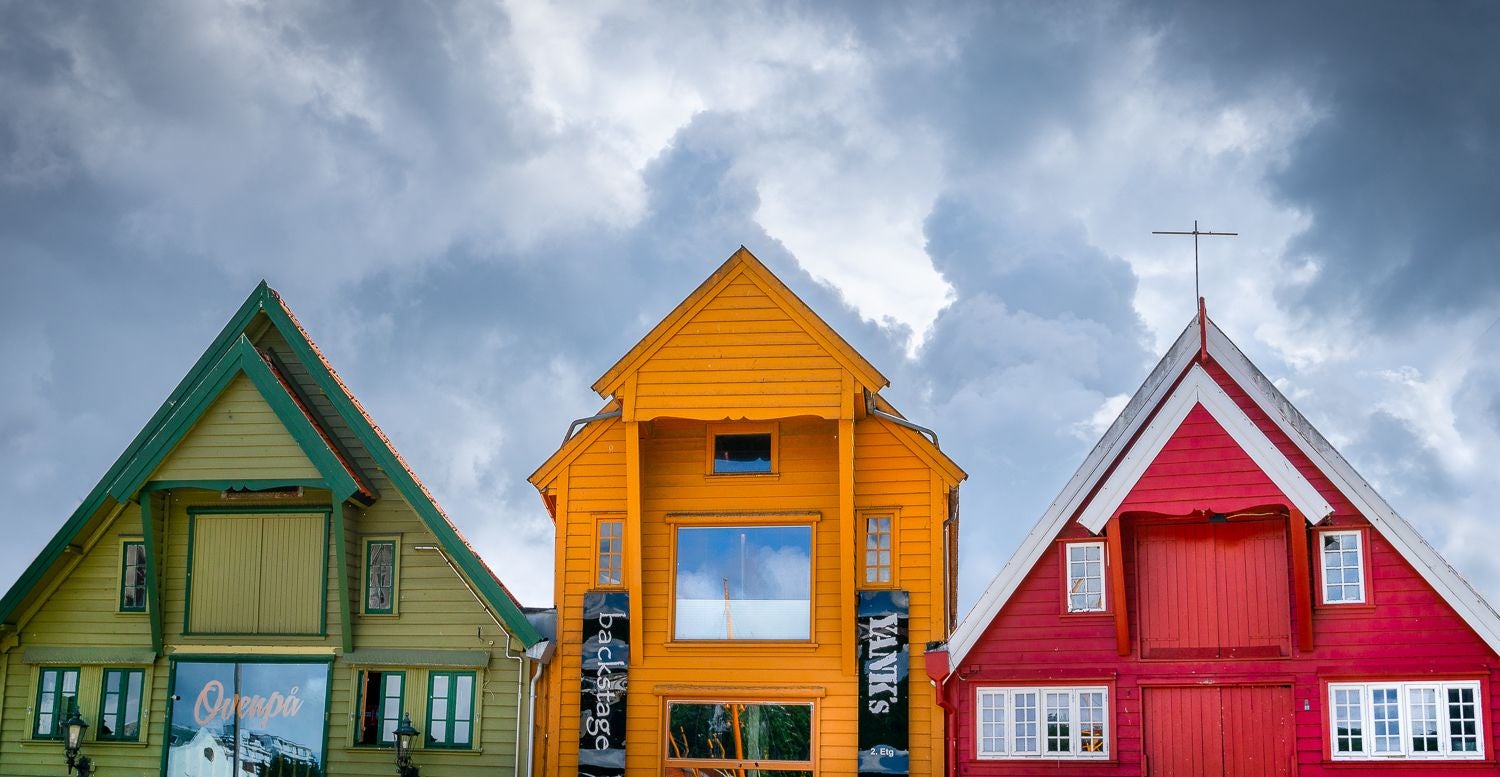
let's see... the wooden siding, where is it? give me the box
[187,513,324,634]
[149,373,322,482]
[950,362,1500,775]
[631,275,848,419]
[1143,685,1293,777]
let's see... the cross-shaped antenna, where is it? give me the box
[1152,220,1237,304]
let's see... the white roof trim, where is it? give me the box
[947,318,1500,671]
[1076,364,1332,532]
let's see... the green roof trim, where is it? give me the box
[343,648,492,668]
[0,283,541,648]
[21,646,158,666]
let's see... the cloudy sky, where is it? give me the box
[3,1,1498,618]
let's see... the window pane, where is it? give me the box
[1333,688,1364,753]
[1408,687,1439,753]
[1013,693,1038,753]
[1079,691,1106,753]
[979,692,1006,755]
[123,671,143,739]
[1322,532,1364,602]
[367,541,395,612]
[713,434,772,474]
[1372,687,1401,753]
[1448,686,1479,752]
[1067,544,1105,612]
[665,702,812,764]
[597,519,624,587]
[674,526,811,640]
[1044,692,1070,753]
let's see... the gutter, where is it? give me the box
[564,409,623,444]
[923,642,958,777]
[863,389,940,448]
[524,639,555,777]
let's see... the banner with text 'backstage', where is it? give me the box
[580,592,629,777]
[857,589,909,774]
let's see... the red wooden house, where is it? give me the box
[926,311,1500,775]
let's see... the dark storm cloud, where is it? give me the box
[1136,1,1500,328]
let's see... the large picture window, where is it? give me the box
[664,700,813,775]
[976,686,1109,759]
[32,667,79,740]
[674,524,812,641]
[166,660,330,775]
[1328,681,1484,760]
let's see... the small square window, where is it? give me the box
[1065,542,1106,612]
[120,541,148,613]
[861,513,895,586]
[364,539,399,615]
[596,518,625,588]
[1320,530,1365,604]
[713,434,772,474]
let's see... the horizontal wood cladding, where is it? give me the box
[631,277,849,418]
[149,373,322,482]
[951,364,1500,775]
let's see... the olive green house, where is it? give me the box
[0,284,550,776]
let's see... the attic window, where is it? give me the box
[708,424,777,475]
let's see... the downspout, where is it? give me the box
[863,390,940,448]
[412,545,529,776]
[923,643,959,777]
[524,639,554,777]
[564,409,623,443]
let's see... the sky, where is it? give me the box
[2,1,1498,620]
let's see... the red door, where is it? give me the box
[1143,686,1293,777]
[1137,519,1290,658]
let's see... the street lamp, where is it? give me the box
[63,701,92,777]
[394,712,420,777]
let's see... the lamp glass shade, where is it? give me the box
[394,712,419,758]
[64,707,88,750]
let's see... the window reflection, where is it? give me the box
[675,526,811,640]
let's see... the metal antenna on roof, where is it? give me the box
[1152,220,1238,306]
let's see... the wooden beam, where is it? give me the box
[625,420,645,661]
[139,495,164,655]
[1289,509,1314,652]
[840,415,856,677]
[1106,515,1130,657]
[332,503,353,654]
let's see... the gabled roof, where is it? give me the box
[1,284,541,647]
[591,246,889,398]
[945,315,1500,669]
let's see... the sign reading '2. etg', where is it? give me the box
[858,589,910,774]
[580,592,629,777]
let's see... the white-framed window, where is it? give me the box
[1065,542,1106,612]
[1320,530,1365,603]
[1328,681,1484,760]
[976,686,1108,759]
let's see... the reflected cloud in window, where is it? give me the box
[675,525,811,640]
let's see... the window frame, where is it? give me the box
[974,685,1111,761]
[96,667,146,742]
[32,666,81,741]
[118,538,148,613]
[859,509,898,588]
[1326,679,1486,761]
[661,697,817,773]
[667,513,819,644]
[362,536,401,616]
[354,669,407,747]
[594,516,626,590]
[1062,541,1107,614]
[705,422,779,477]
[425,670,477,750]
[1317,528,1369,606]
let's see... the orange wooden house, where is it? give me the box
[529,247,965,776]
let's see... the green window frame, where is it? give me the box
[356,670,406,746]
[32,667,80,740]
[364,539,398,615]
[120,540,148,612]
[425,671,476,749]
[97,668,145,742]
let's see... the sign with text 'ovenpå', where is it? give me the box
[858,589,910,774]
[580,591,629,777]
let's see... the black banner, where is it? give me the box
[580,592,629,777]
[857,589,909,774]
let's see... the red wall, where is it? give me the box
[949,362,1500,775]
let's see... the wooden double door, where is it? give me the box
[1143,685,1294,776]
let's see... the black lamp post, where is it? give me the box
[63,701,92,777]
[394,712,420,777]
